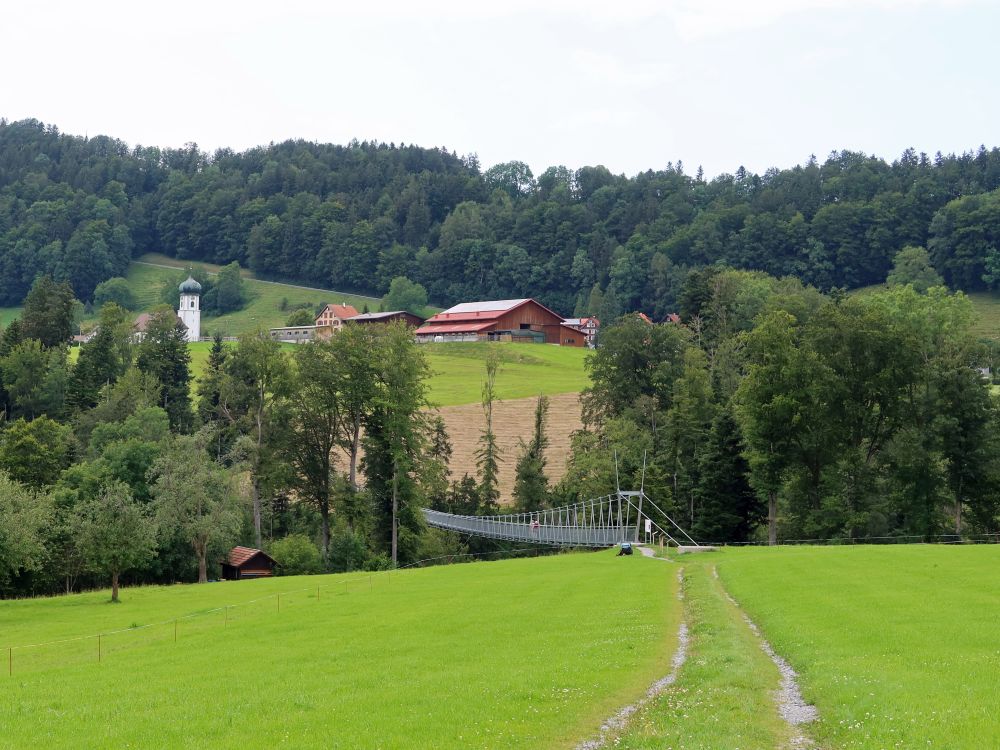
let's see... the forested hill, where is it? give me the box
[2,117,1000,315]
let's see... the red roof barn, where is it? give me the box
[221,547,277,580]
[415,299,584,346]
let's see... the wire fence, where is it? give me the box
[708,532,1000,547]
[4,571,391,676]
[3,546,557,677]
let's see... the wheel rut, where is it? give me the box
[713,565,820,748]
[575,568,689,750]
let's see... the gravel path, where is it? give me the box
[575,569,689,750]
[637,545,672,560]
[713,566,819,748]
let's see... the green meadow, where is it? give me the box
[182,340,591,407]
[0,552,678,750]
[618,545,1000,749]
[422,342,591,406]
[716,545,1000,749]
[3,544,1000,748]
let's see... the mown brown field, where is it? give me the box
[434,392,583,502]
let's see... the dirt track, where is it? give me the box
[434,392,583,503]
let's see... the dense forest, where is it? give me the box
[2,118,1000,316]
[565,272,999,547]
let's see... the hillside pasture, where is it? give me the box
[422,342,591,406]
[0,552,678,750]
[129,255,387,335]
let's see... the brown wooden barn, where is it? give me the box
[221,547,277,580]
[414,299,584,346]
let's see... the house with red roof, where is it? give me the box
[221,547,277,580]
[415,298,584,346]
[314,302,359,332]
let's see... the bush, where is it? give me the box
[285,308,315,326]
[93,277,137,311]
[269,534,322,576]
[329,528,368,573]
[382,276,427,314]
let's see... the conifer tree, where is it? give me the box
[692,409,762,543]
[513,395,549,511]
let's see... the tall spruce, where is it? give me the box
[513,395,550,511]
[21,275,76,348]
[691,409,762,543]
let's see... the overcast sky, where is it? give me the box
[3,0,996,179]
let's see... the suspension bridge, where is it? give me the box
[422,488,705,549]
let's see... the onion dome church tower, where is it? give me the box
[178,275,202,343]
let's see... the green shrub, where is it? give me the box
[269,534,322,576]
[285,308,315,326]
[93,277,137,310]
[329,528,368,573]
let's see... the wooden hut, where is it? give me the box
[221,546,277,580]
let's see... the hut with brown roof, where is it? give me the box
[221,546,277,580]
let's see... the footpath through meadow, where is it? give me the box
[591,550,819,750]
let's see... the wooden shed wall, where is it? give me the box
[495,302,564,342]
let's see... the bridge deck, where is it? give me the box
[421,490,700,549]
[422,509,626,547]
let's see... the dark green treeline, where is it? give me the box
[3,118,1000,314]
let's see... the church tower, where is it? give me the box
[178,275,202,342]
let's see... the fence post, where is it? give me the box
[317,586,320,601]
[97,634,102,663]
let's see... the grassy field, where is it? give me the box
[713,545,1000,749]
[422,342,591,406]
[0,552,678,750]
[182,340,591,407]
[3,544,998,748]
[967,291,1000,341]
[618,563,795,749]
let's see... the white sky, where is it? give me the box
[2,0,996,179]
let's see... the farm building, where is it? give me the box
[562,317,600,347]
[415,299,585,346]
[315,303,359,331]
[268,324,335,343]
[221,546,278,580]
[347,311,425,327]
